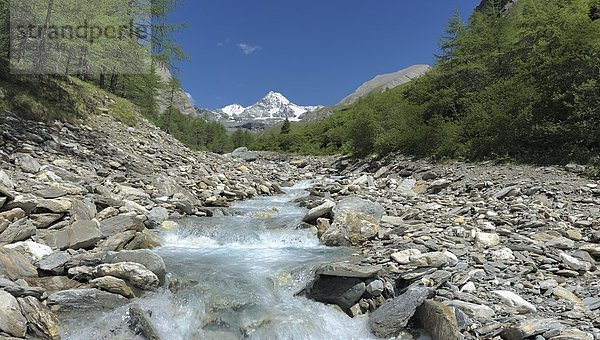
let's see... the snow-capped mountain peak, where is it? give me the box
[216,91,322,122]
[221,104,246,116]
[264,91,291,105]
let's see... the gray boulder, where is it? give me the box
[96,230,137,251]
[129,304,161,340]
[415,300,462,340]
[93,262,159,290]
[315,262,382,279]
[104,250,166,284]
[40,220,102,250]
[231,147,258,162]
[47,288,128,312]
[307,276,366,310]
[0,290,27,338]
[369,286,430,338]
[0,170,15,190]
[0,247,38,280]
[0,218,37,245]
[501,318,565,340]
[99,215,144,237]
[17,296,60,340]
[14,153,41,174]
[39,251,72,274]
[321,197,384,246]
[30,213,64,229]
[302,201,335,223]
[0,278,45,299]
[147,207,169,223]
[91,276,137,298]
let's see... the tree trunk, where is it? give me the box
[36,0,55,72]
[109,74,119,93]
[99,72,105,88]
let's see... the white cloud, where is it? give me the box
[237,43,262,55]
[217,38,230,48]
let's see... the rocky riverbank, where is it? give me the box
[1,111,599,339]
[0,112,309,338]
[298,155,599,339]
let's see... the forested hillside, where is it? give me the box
[255,0,600,165]
[0,0,246,153]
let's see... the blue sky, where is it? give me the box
[169,0,481,109]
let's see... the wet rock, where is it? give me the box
[501,318,564,340]
[47,288,128,312]
[315,262,382,279]
[446,300,495,320]
[65,251,105,268]
[17,296,60,339]
[306,277,366,310]
[91,276,137,298]
[0,290,27,338]
[302,201,335,223]
[415,300,462,340]
[368,286,430,338]
[129,304,161,340]
[0,247,38,280]
[492,290,537,313]
[103,250,166,285]
[93,262,159,290]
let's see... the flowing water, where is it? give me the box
[61,181,375,339]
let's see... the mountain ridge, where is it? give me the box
[198,91,322,128]
[338,64,431,106]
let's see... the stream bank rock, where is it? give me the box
[47,288,128,312]
[305,261,384,315]
[368,286,430,338]
[17,296,60,340]
[0,290,27,338]
[320,197,384,246]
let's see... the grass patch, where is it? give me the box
[0,62,138,126]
